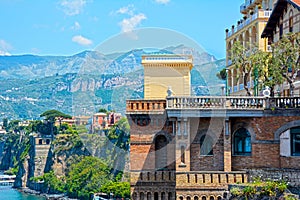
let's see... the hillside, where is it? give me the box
[0,45,225,119]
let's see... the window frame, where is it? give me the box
[291,127,300,156]
[200,134,213,156]
[233,128,252,156]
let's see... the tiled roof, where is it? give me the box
[291,0,300,6]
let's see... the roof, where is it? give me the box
[261,0,300,38]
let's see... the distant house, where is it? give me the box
[92,112,122,135]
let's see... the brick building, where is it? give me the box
[126,55,300,200]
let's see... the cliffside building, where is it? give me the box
[127,54,300,199]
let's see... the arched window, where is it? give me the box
[194,196,199,200]
[46,139,51,145]
[289,10,293,32]
[140,192,145,200]
[233,128,251,155]
[147,192,152,200]
[132,192,137,200]
[181,145,185,164]
[154,192,159,200]
[201,196,207,200]
[200,134,213,156]
[186,196,191,200]
[168,192,172,200]
[161,192,166,200]
[179,196,184,200]
[291,127,300,156]
[155,135,168,169]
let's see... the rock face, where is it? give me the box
[0,46,225,120]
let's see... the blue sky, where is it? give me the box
[0,0,244,59]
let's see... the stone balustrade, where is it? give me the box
[126,100,166,113]
[166,96,266,110]
[126,97,300,113]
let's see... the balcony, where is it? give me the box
[227,10,272,38]
[166,96,266,110]
[240,0,261,13]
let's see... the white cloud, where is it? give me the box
[0,40,12,56]
[155,0,170,4]
[59,0,88,16]
[116,4,135,16]
[72,35,93,46]
[119,13,147,33]
[71,21,81,30]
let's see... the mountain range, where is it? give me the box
[0,45,225,120]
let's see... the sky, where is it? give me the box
[0,0,244,59]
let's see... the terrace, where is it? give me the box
[126,96,300,117]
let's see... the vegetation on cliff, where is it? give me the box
[0,111,130,200]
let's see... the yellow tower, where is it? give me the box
[142,55,193,99]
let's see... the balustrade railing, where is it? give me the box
[166,96,266,109]
[126,97,300,112]
[269,97,300,109]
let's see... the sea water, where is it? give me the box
[0,186,46,200]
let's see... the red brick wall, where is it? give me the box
[232,116,300,170]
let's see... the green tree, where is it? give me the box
[271,33,300,96]
[98,108,108,113]
[66,156,111,200]
[216,68,227,80]
[100,181,130,198]
[40,110,72,137]
[32,171,66,194]
[230,41,266,96]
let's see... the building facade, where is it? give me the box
[225,0,277,95]
[127,55,300,199]
[261,0,300,96]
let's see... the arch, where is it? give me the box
[132,192,138,200]
[200,134,213,155]
[201,196,207,200]
[194,196,199,200]
[186,196,191,200]
[161,192,166,200]
[147,192,152,200]
[155,135,168,169]
[232,68,238,91]
[251,25,257,45]
[209,196,215,200]
[140,192,145,200]
[153,131,172,143]
[217,196,222,200]
[244,30,250,48]
[233,128,251,155]
[38,139,43,145]
[168,192,173,200]
[179,196,184,200]
[274,120,300,140]
[154,192,159,200]
[46,139,51,145]
[227,69,232,89]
